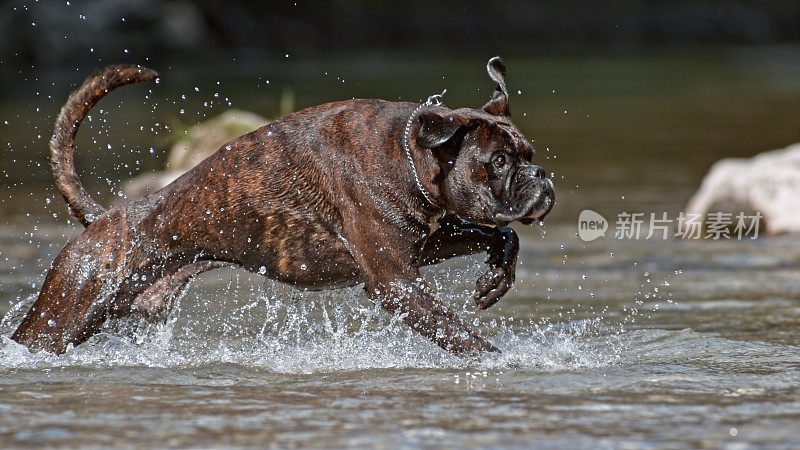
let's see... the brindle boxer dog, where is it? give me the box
[12,57,554,356]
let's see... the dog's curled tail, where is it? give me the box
[51,64,159,227]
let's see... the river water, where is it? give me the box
[1,49,800,447]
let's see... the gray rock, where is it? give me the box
[684,142,800,235]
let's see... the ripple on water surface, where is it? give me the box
[0,266,799,448]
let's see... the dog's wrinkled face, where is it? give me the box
[416,57,555,226]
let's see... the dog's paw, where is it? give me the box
[474,266,515,310]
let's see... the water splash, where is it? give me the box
[0,265,631,373]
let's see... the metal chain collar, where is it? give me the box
[402,89,446,208]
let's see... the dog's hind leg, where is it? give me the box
[11,210,153,354]
[12,240,129,353]
[12,199,238,353]
[129,260,237,323]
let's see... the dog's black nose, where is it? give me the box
[532,165,546,179]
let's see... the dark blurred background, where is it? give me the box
[1,0,800,226]
[3,0,800,70]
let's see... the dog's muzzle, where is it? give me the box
[493,165,555,225]
[519,177,555,225]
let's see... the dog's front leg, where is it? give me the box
[371,277,499,356]
[417,216,519,310]
[345,223,499,356]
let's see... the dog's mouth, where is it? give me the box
[519,194,554,225]
[522,182,555,224]
[492,178,555,226]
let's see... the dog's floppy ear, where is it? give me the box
[482,56,510,117]
[416,111,469,149]
[416,111,475,168]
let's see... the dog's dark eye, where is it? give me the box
[493,153,506,168]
